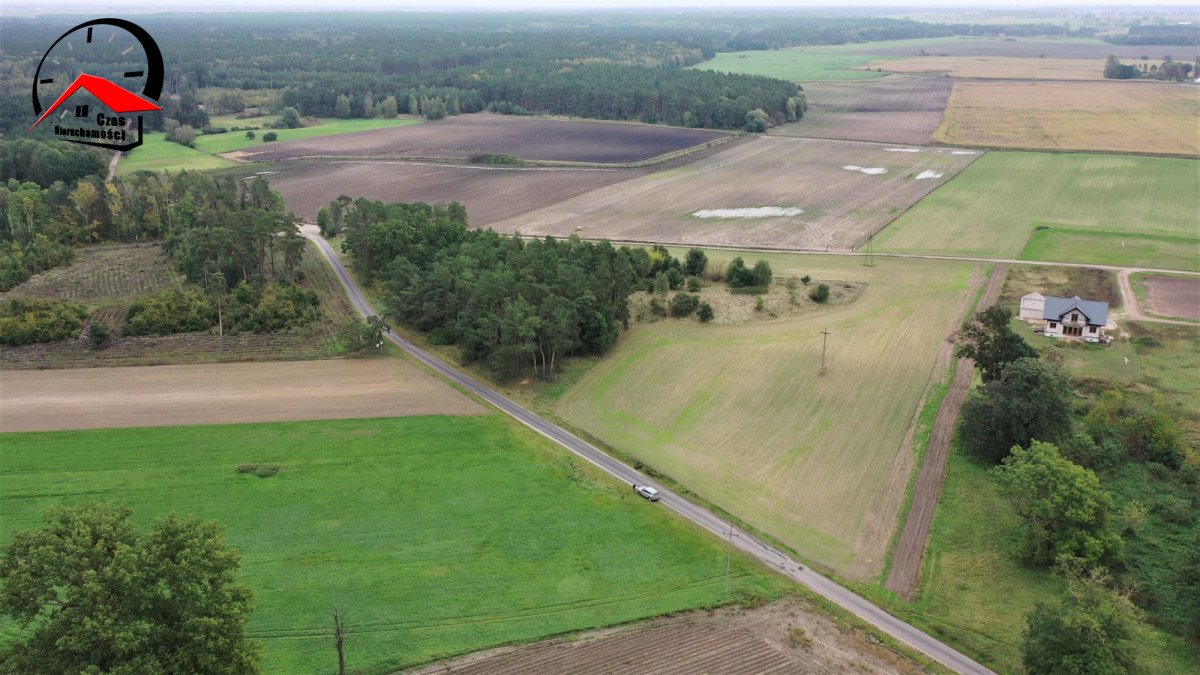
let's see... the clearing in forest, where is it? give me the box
[772,76,952,145]
[230,113,727,165]
[876,151,1200,269]
[557,252,980,577]
[933,80,1200,156]
[490,136,978,251]
[0,415,787,672]
[0,358,482,432]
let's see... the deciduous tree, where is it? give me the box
[956,305,1037,381]
[959,357,1073,463]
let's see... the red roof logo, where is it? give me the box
[29,72,162,132]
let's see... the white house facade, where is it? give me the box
[1040,295,1109,342]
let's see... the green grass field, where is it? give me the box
[557,251,979,578]
[119,117,422,174]
[691,49,886,81]
[876,152,1200,269]
[0,414,785,673]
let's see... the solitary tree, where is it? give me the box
[206,270,228,350]
[379,96,399,119]
[0,503,259,673]
[959,357,1073,463]
[956,305,1037,381]
[809,283,830,303]
[278,106,303,129]
[751,260,773,287]
[1022,572,1141,674]
[995,441,1123,569]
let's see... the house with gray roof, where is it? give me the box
[1031,294,1109,342]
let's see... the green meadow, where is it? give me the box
[1,415,785,673]
[876,151,1200,270]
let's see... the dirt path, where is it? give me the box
[1116,268,1198,326]
[883,264,1007,600]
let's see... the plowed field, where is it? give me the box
[230,113,726,164]
[774,77,952,145]
[490,136,979,251]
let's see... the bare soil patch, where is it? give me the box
[774,77,952,145]
[1142,276,1200,321]
[270,161,639,225]
[0,244,180,303]
[491,136,979,251]
[866,56,1121,80]
[412,597,921,675]
[935,80,1200,156]
[0,358,481,432]
[231,113,726,165]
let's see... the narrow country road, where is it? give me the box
[301,229,995,675]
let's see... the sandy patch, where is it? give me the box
[949,150,980,155]
[843,165,888,175]
[885,148,922,153]
[692,207,803,219]
[915,170,944,180]
[0,358,483,432]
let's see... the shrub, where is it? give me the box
[86,322,111,349]
[276,106,303,129]
[755,296,764,312]
[648,298,666,317]
[684,248,708,277]
[262,131,278,142]
[809,283,830,303]
[123,289,214,336]
[236,463,283,478]
[751,260,772,287]
[0,298,89,345]
[468,153,523,165]
[686,276,702,293]
[801,275,811,285]
[0,236,76,292]
[669,293,700,317]
[697,302,714,323]
[230,282,319,333]
[244,131,255,140]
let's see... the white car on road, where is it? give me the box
[633,485,660,502]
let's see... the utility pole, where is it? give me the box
[819,329,831,376]
[725,523,734,599]
[863,233,875,267]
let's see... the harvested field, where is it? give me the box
[230,113,726,165]
[490,136,979,252]
[1141,276,1200,321]
[866,56,1130,80]
[848,36,1197,61]
[773,77,952,145]
[0,241,359,369]
[0,358,481,432]
[414,597,922,675]
[270,161,639,224]
[558,252,981,577]
[934,80,1200,156]
[877,152,1200,264]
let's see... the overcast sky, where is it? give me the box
[4,0,1198,13]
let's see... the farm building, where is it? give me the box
[1021,293,1110,342]
[1019,291,1045,321]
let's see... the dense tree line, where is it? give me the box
[337,197,675,379]
[1103,23,1200,46]
[0,139,107,188]
[1104,54,1195,81]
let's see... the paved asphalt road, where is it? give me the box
[304,231,994,675]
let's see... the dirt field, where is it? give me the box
[0,358,482,432]
[1141,276,1200,320]
[852,36,1197,61]
[269,161,641,224]
[866,56,1129,80]
[934,80,1200,156]
[490,136,979,251]
[413,598,922,675]
[774,77,952,145]
[0,244,181,303]
[230,113,726,164]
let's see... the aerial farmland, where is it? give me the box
[2,7,1198,675]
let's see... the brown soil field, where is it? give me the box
[0,358,482,432]
[230,113,727,164]
[773,77,952,145]
[935,80,1200,156]
[1142,276,1200,320]
[490,136,980,251]
[865,56,1138,80]
[412,598,921,675]
[0,242,358,370]
[269,161,640,224]
[857,37,1196,61]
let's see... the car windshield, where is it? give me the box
[645,488,658,495]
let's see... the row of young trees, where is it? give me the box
[953,305,1198,669]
